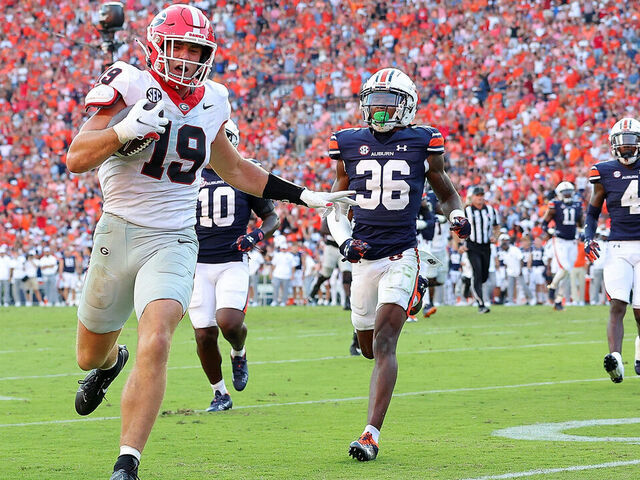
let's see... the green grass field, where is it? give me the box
[3,305,640,479]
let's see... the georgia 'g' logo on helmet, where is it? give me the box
[145,4,216,89]
[359,68,418,132]
[555,181,575,204]
[609,117,640,166]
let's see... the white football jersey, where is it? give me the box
[86,61,230,229]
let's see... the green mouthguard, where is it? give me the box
[373,111,390,124]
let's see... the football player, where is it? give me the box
[66,4,356,479]
[326,68,470,461]
[542,181,584,310]
[584,117,640,384]
[188,120,279,412]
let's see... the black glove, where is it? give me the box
[451,216,471,239]
[339,238,370,263]
[231,229,264,252]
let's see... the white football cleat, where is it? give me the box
[604,352,624,383]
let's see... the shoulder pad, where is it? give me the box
[84,84,121,110]
[415,125,445,152]
[588,165,601,184]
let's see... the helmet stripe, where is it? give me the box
[188,5,202,27]
[379,69,389,83]
[388,70,395,82]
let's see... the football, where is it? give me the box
[107,101,163,157]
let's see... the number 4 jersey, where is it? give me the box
[85,61,230,229]
[329,125,444,259]
[589,160,640,241]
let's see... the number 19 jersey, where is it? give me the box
[85,61,230,230]
[329,126,444,259]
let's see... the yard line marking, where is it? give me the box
[0,340,603,381]
[1,376,634,428]
[0,348,51,354]
[459,459,640,479]
[0,396,28,401]
[494,418,640,443]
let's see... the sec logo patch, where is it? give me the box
[146,87,162,103]
[614,171,621,178]
[359,145,370,155]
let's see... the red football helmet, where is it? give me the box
[145,4,216,89]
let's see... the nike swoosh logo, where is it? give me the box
[203,104,215,110]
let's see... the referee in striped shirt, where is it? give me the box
[455,186,500,313]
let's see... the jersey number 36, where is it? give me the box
[356,159,410,210]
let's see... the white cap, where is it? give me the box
[498,233,510,242]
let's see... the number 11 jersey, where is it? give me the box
[329,125,444,259]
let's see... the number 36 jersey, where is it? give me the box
[85,61,230,230]
[589,160,640,241]
[329,126,444,259]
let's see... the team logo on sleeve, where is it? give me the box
[614,171,621,178]
[146,87,162,103]
[359,145,370,155]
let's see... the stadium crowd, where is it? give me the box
[0,0,639,307]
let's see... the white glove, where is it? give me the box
[436,214,447,224]
[112,99,169,144]
[416,219,427,230]
[300,189,357,209]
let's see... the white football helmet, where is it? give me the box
[225,119,239,148]
[359,68,418,132]
[555,181,575,203]
[609,117,640,165]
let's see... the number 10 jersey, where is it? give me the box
[329,125,445,259]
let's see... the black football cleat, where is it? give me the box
[110,469,139,480]
[553,302,564,311]
[75,345,129,416]
[478,305,490,314]
[408,276,428,316]
[206,390,233,412]
[636,360,640,376]
[231,353,248,391]
[348,432,379,461]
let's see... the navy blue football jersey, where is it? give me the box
[449,250,461,271]
[195,167,275,264]
[549,199,582,240]
[528,246,545,267]
[589,161,640,241]
[329,126,444,259]
[62,255,77,273]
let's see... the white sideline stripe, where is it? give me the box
[0,340,603,381]
[0,396,28,401]
[0,376,630,428]
[460,459,640,480]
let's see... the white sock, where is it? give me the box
[120,445,141,462]
[635,337,640,362]
[231,347,245,358]
[212,379,228,395]
[364,425,380,444]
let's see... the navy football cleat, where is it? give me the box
[206,390,233,412]
[75,345,129,416]
[231,353,249,391]
[348,432,379,461]
[110,469,139,480]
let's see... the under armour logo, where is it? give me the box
[396,144,407,151]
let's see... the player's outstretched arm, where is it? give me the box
[209,123,356,208]
[425,153,470,239]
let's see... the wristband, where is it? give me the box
[449,209,464,223]
[262,173,304,204]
